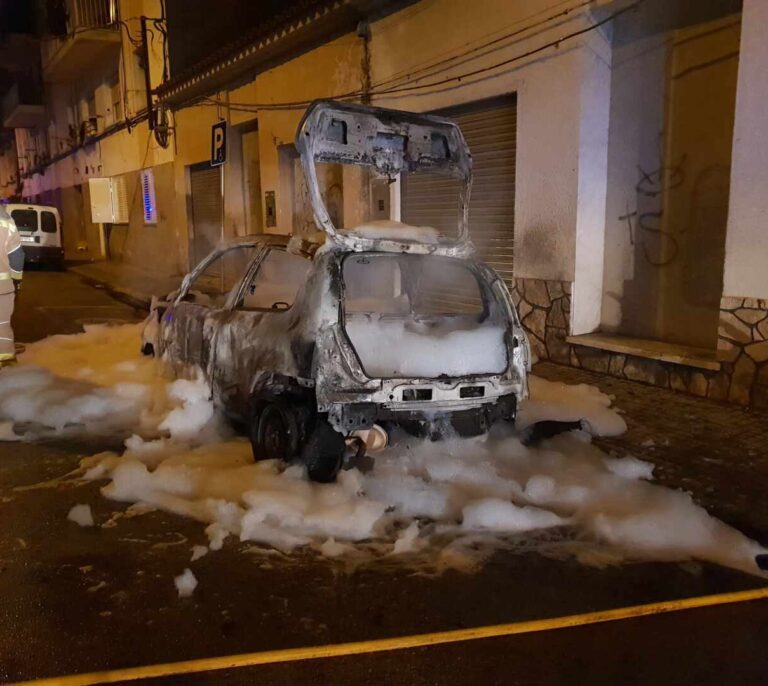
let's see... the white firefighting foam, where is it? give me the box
[1,324,765,576]
[0,323,221,441]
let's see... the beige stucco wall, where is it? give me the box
[723,0,768,300]
[170,0,609,295]
[368,0,595,284]
[600,14,740,349]
[171,32,363,259]
[107,161,185,273]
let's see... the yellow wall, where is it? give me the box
[170,32,362,265]
[169,0,599,283]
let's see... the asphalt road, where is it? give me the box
[1,271,767,685]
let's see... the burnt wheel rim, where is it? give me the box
[260,407,289,458]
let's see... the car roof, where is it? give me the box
[219,233,291,249]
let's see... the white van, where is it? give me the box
[6,204,64,269]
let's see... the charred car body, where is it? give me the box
[144,101,531,481]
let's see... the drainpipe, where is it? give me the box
[357,20,373,220]
[357,20,371,105]
[140,16,154,130]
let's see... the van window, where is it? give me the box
[11,209,38,232]
[41,211,57,234]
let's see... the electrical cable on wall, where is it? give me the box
[183,0,641,114]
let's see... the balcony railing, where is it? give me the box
[67,0,118,30]
[42,0,121,81]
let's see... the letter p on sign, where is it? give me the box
[211,121,227,167]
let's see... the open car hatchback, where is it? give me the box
[143,100,531,482]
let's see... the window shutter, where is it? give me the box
[113,175,129,223]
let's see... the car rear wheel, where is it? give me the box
[249,397,346,482]
[250,400,301,462]
[301,420,345,483]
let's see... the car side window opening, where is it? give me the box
[11,209,38,232]
[239,249,311,311]
[184,246,258,308]
[41,211,58,234]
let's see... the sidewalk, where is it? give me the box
[68,260,184,309]
[536,361,768,539]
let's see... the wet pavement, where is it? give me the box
[1,270,768,684]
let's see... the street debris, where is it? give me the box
[0,421,20,441]
[174,568,198,598]
[67,504,94,527]
[190,545,208,562]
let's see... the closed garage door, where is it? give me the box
[189,163,222,267]
[402,96,517,288]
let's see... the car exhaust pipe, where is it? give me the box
[343,424,388,473]
[349,424,388,453]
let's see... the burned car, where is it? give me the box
[143,101,531,482]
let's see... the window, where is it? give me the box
[41,211,57,233]
[110,77,122,124]
[10,209,38,232]
[86,94,98,134]
[238,249,311,311]
[183,246,258,309]
[141,169,157,224]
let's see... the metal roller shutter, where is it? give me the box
[190,164,222,267]
[402,96,517,289]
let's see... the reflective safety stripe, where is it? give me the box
[0,273,11,280]
[10,270,22,279]
[0,352,15,361]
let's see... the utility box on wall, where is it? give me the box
[88,176,129,224]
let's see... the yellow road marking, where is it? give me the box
[10,586,768,686]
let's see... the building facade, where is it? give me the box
[2,0,767,407]
[0,0,184,272]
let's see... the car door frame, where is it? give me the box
[160,240,266,373]
[208,237,312,418]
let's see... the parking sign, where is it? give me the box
[211,121,227,167]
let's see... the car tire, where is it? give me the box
[250,399,301,462]
[301,420,345,483]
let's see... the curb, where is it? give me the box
[68,265,152,311]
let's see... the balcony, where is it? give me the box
[42,0,121,82]
[2,83,46,129]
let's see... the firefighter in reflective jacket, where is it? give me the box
[0,205,23,367]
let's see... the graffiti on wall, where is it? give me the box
[618,155,687,267]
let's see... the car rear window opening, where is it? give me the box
[342,254,508,379]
